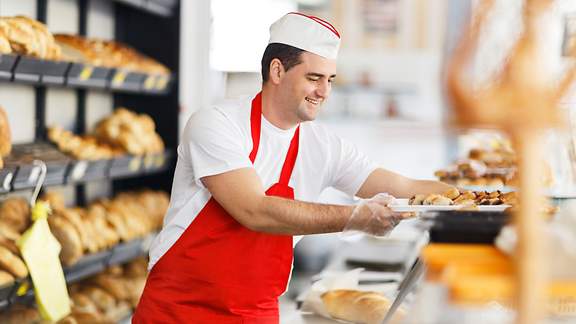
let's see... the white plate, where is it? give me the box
[390,199,511,213]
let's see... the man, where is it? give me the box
[133,12,452,323]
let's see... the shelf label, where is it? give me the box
[143,154,154,168]
[71,161,88,180]
[155,154,165,167]
[112,71,127,86]
[144,75,156,90]
[156,76,168,90]
[129,157,142,171]
[16,281,29,296]
[79,66,93,81]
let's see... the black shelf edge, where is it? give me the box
[0,55,172,96]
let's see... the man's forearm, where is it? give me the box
[247,196,354,235]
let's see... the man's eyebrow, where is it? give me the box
[307,73,337,78]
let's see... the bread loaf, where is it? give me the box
[48,215,83,266]
[321,289,405,324]
[0,269,14,286]
[0,106,11,158]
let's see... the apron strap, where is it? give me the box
[249,91,300,185]
[278,126,300,186]
[249,92,262,163]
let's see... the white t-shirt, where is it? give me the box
[148,96,378,270]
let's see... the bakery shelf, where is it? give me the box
[0,143,172,192]
[0,54,172,96]
[4,143,71,190]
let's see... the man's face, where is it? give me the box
[281,52,337,122]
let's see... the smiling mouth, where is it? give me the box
[305,97,321,105]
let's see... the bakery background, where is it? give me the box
[0,0,574,323]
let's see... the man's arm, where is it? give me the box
[355,168,454,199]
[202,168,355,235]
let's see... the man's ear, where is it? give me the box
[269,58,284,85]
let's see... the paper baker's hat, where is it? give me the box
[268,12,341,60]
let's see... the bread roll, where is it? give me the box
[48,215,83,266]
[321,289,405,324]
[0,245,27,278]
[0,269,14,286]
[0,198,30,233]
[0,106,11,157]
[443,188,461,200]
[409,194,426,205]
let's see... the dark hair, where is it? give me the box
[261,43,304,83]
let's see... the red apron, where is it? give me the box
[133,92,299,324]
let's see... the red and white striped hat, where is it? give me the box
[269,12,341,60]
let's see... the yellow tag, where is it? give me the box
[112,71,127,86]
[17,201,70,322]
[156,76,168,90]
[129,157,142,171]
[144,75,156,90]
[155,154,165,167]
[16,281,29,296]
[143,154,154,168]
[79,66,93,81]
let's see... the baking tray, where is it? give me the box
[109,69,146,92]
[66,63,112,88]
[427,210,510,244]
[0,54,17,80]
[109,155,142,178]
[5,143,71,189]
[13,56,70,85]
[67,159,111,183]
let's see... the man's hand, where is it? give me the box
[343,193,404,236]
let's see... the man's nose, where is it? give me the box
[316,80,330,97]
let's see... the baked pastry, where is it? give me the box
[0,106,11,158]
[48,215,83,266]
[0,245,28,278]
[321,289,405,324]
[408,194,426,205]
[0,269,14,286]
[0,197,30,233]
[443,188,461,200]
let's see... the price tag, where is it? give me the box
[17,202,71,321]
[112,71,127,86]
[156,76,168,90]
[155,154,165,167]
[144,75,156,90]
[79,66,93,81]
[129,157,141,172]
[143,154,154,168]
[71,161,88,180]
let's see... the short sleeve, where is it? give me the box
[181,107,252,186]
[327,135,379,197]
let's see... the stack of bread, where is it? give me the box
[48,126,120,160]
[41,190,168,266]
[0,106,12,169]
[0,258,149,323]
[435,147,554,188]
[54,34,169,75]
[0,197,30,287]
[94,108,165,155]
[48,108,164,158]
[0,16,61,59]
